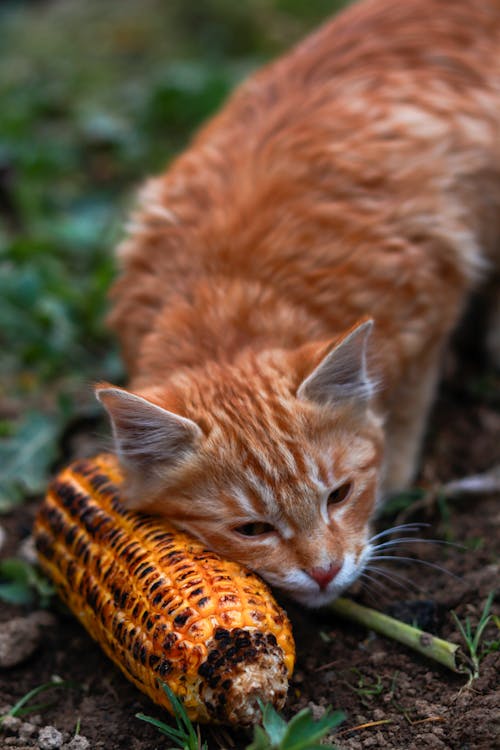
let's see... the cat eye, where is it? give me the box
[233,521,275,537]
[327,482,352,506]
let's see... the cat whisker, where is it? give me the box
[369,554,461,580]
[364,563,421,592]
[360,571,389,592]
[368,523,430,543]
[359,572,393,603]
[371,537,461,552]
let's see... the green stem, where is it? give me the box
[329,597,471,675]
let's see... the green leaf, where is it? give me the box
[247,705,344,750]
[1,679,80,724]
[136,685,207,750]
[0,411,62,511]
[0,558,55,606]
[282,707,344,750]
[0,557,33,582]
[246,725,274,750]
[135,713,185,741]
[0,581,34,605]
[472,592,495,652]
[261,702,288,744]
[162,683,199,745]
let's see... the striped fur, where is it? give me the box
[99,0,500,607]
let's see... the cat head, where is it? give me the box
[96,320,384,607]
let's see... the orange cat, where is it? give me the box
[97,0,500,607]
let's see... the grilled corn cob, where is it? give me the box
[34,454,295,725]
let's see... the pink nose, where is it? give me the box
[309,563,341,589]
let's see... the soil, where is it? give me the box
[1,346,499,750]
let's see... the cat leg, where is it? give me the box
[381,349,442,496]
[383,299,499,500]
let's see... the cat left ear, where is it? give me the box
[297,320,375,407]
[95,385,203,506]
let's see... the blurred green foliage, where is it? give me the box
[0,556,55,606]
[0,410,62,510]
[0,0,348,507]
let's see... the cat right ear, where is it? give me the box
[95,385,203,507]
[297,320,375,408]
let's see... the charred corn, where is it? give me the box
[34,454,295,725]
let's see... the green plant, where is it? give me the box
[451,591,497,680]
[0,557,54,606]
[137,688,344,750]
[247,701,344,750]
[0,411,63,513]
[0,678,79,726]
[463,537,485,552]
[344,670,384,700]
[136,684,207,750]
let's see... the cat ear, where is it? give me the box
[95,386,202,503]
[297,320,375,407]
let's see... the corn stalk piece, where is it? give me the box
[34,454,295,725]
[330,597,471,674]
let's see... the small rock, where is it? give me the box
[372,708,386,721]
[2,715,22,733]
[18,535,38,566]
[64,736,90,750]
[19,722,37,740]
[343,741,363,750]
[38,726,64,750]
[414,698,433,714]
[307,701,326,720]
[369,650,387,665]
[432,726,445,736]
[0,612,56,668]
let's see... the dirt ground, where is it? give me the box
[1,342,499,750]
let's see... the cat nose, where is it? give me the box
[309,563,341,589]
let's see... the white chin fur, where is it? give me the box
[262,550,369,609]
[291,582,347,608]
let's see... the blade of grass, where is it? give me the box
[1,679,80,724]
[330,597,472,674]
[135,712,186,741]
[12,701,56,716]
[136,684,207,750]
[471,591,494,653]
[162,683,200,746]
[451,591,496,680]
